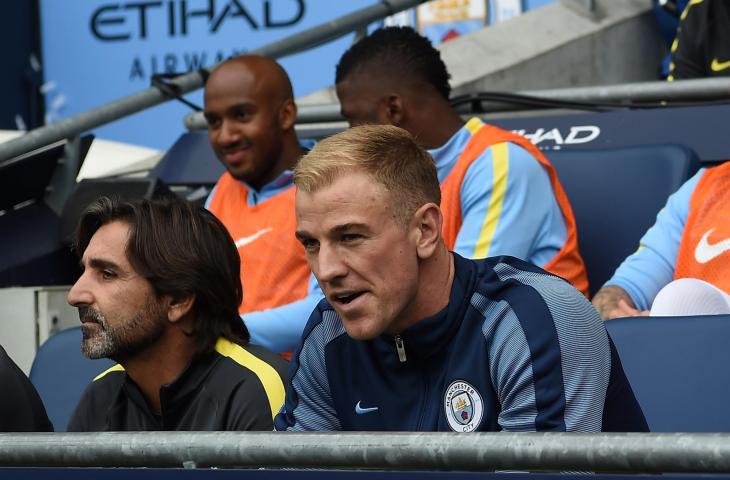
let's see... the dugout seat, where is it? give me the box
[605,314,730,432]
[29,326,114,431]
[546,144,699,296]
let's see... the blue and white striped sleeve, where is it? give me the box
[478,261,609,432]
[455,142,566,268]
[274,309,344,431]
[605,169,704,310]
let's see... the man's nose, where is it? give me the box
[315,244,349,284]
[67,273,92,307]
[218,119,241,145]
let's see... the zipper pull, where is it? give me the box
[394,335,407,363]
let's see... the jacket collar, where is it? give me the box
[377,253,479,362]
[121,348,221,425]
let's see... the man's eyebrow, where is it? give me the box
[295,223,369,241]
[294,231,308,241]
[81,257,121,272]
[206,101,256,117]
[225,101,255,111]
[331,223,367,234]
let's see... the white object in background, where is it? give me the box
[384,9,415,27]
[0,130,162,181]
[418,0,487,24]
[77,138,162,180]
[494,0,523,23]
[0,288,36,374]
[14,114,27,132]
[39,80,57,95]
[650,278,730,316]
[0,130,23,144]
[0,286,78,375]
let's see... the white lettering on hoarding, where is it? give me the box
[513,125,601,149]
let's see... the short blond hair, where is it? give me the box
[294,125,441,224]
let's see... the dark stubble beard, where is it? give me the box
[78,299,167,361]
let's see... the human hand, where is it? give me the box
[605,299,650,320]
[592,285,648,320]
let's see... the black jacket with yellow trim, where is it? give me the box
[67,338,288,431]
[669,0,730,79]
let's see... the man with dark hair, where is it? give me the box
[0,345,53,432]
[275,125,647,433]
[335,27,589,296]
[204,55,321,354]
[67,195,287,431]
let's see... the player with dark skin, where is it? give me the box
[202,55,318,354]
[204,55,303,190]
[336,66,464,150]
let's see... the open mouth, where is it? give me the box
[334,292,365,305]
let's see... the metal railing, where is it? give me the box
[1,432,729,472]
[0,0,429,163]
[183,77,730,130]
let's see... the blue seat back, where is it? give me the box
[29,327,114,431]
[545,144,699,296]
[149,131,224,187]
[605,314,730,432]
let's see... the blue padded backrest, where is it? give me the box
[149,131,224,187]
[545,144,699,296]
[606,314,730,432]
[29,327,115,432]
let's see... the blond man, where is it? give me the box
[274,125,647,433]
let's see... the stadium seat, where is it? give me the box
[29,326,114,431]
[605,314,730,432]
[546,144,699,296]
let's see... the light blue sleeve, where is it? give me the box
[455,142,566,268]
[605,169,704,311]
[243,274,324,353]
[203,184,218,210]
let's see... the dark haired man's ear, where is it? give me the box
[279,99,297,131]
[385,94,405,127]
[166,294,196,324]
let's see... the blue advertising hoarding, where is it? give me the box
[39,0,378,150]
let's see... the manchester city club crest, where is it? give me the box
[444,380,483,432]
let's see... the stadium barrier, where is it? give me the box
[182,76,730,130]
[0,432,729,472]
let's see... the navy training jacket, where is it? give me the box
[275,253,647,432]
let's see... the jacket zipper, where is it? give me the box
[394,335,407,362]
[393,335,430,429]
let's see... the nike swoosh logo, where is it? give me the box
[354,401,379,415]
[711,58,730,72]
[234,228,273,248]
[694,228,730,264]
